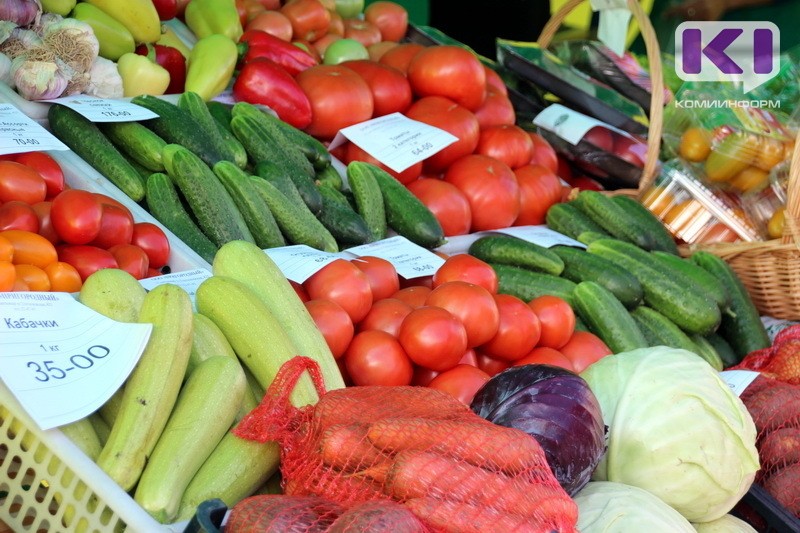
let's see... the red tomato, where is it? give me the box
[1,230,57,268]
[405,96,480,173]
[407,45,486,111]
[304,259,373,322]
[459,348,478,367]
[514,347,574,371]
[146,267,164,278]
[556,155,573,181]
[90,204,134,249]
[367,41,398,61]
[412,365,439,386]
[340,59,412,117]
[345,329,413,386]
[476,124,534,170]
[294,38,322,62]
[246,11,294,41]
[108,244,149,280]
[131,222,170,269]
[528,295,575,349]
[559,331,612,373]
[0,261,14,291]
[91,193,129,212]
[0,161,47,204]
[475,352,510,377]
[311,33,341,56]
[528,132,559,174]
[14,152,65,199]
[344,142,421,184]
[343,18,382,47]
[0,201,39,232]
[432,254,498,293]
[281,0,330,41]
[44,261,82,292]
[566,174,605,192]
[473,86,515,129]
[378,42,424,74]
[305,298,354,358]
[406,178,471,236]
[57,245,118,281]
[583,126,614,151]
[327,10,344,36]
[514,164,563,226]
[50,189,103,245]
[364,1,408,42]
[358,297,413,336]
[296,64,374,140]
[289,279,309,302]
[391,285,431,308]
[398,306,468,371]
[425,281,499,347]
[31,201,57,243]
[444,154,519,231]
[398,275,433,290]
[483,65,508,96]
[352,255,400,301]
[428,364,490,405]
[481,294,541,361]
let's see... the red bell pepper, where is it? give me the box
[152,0,179,21]
[135,43,187,95]
[232,57,312,129]
[238,29,318,76]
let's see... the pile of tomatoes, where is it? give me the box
[0,152,171,292]
[298,253,613,405]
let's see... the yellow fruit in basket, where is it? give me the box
[768,207,786,239]
[641,185,676,215]
[679,127,712,162]
[729,166,770,194]
[704,133,753,182]
[783,139,796,161]
[663,199,707,233]
[754,137,786,171]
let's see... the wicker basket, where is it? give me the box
[537,0,665,197]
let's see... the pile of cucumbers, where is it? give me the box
[48,94,445,265]
[470,190,770,369]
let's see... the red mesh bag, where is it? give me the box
[733,325,800,384]
[233,356,579,533]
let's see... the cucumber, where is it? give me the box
[48,104,145,201]
[162,144,255,247]
[651,250,731,311]
[346,161,387,241]
[178,91,248,169]
[705,332,739,369]
[213,161,285,249]
[611,195,679,254]
[574,316,590,332]
[206,101,234,134]
[577,231,609,246]
[100,120,167,172]
[134,356,246,523]
[131,95,231,168]
[315,162,343,190]
[552,245,643,308]
[254,160,307,211]
[469,236,564,276]
[574,190,657,250]
[574,281,648,353]
[545,201,609,240]
[587,239,721,335]
[491,263,577,306]
[317,185,373,246]
[249,177,338,252]
[629,305,698,353]
[689,251,770,360]
[145,173,218,264]
[350,161,445,248]
[690,334,725,371]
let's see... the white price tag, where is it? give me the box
[0,292,152,430]
[45,95,158,122]
[434,233,487,256]
[264,245,349,283]
[495,225,586,249]
[0,104,69,155]
[348,236,445,279]
[719,370,761,397]
[534,104,630,146]
[329,113,458,173]
[139,268,212,310]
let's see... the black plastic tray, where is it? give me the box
[733,484,800,533]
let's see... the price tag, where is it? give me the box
[139,268,212,310]
[329,113,458,173]
[720,370,761,397]
[0,292,152,430]
[534,104,630,146]
[494,225,586,249]
[590,0,631,56]
[0,104,69,155]
[348,236,445,279]
[45,95,158,122]
[264,245,350,283]
[434,233,487,256]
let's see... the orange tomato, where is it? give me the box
[663,199,708,233]
[12,276,29,291]
[44,261,83,292]
[640,185,676,216]
[768,207,786,239]
[678,127,712,162]
[755,137,787,171]
[0,261,14,291]
[729,166,769,194]
[0,235,13,262]
[14,264,50,291]
[0,230,57,268]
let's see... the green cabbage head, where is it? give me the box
[581,347,759,523]
[693,514,757,532]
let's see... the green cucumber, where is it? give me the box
[552,245,643,308]
[545,201,609,240]
[574,190,657,250]
[254,161,307,211]
[651,251,731,311]
[315,163,343,190]
[100,121,167,172]
[48,104,145,201]
[213,161,285,249]
[690,334,725,371]
[469,236,564,276]
[317,185,373,246]
[574,281,648,353]
[689,251,770,361]
[491,263,577,306]
[574,316,590,332]
[346,162,387,241]
[577,231,609,246]
[178,91,248,169]
[610,195,679,254]
[145,173,218,264]
[629,305,698,353]
[705,332,738,369]
[206,101,234,134]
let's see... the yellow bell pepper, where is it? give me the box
[185,34,238,101]
[72,3,135,61]
[184,0,243,42]
[40,0,76,16]
[117,53,171,97]
[157,26,192,60]
[84,0,162,44]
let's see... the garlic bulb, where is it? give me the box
[0,27,43,59]
[42,17,98,73]
[11,54,67,99]
[0,53,12,86]
[85,56,122,99]
[0,0,42,27]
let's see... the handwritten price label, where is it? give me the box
[0,104,69,155]
[348,236,445,279]
[45,95,158,122]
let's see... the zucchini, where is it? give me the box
[59,418,102,460]
[690,334,725,371]
[574,281,648,353]
[78,268,147,323]
[545,201,609,240]
[629,305,698,353]
[213,161,285,249]
[96,284,194,491]
[469,236,564,276]
[651,250,731,311]
[178,91,248,169]
[317,185,373,246]
[690,251,770,360]
[89,413,111,447]
[162,144,255,247]
[705,332,739,369]
[134,356,246,523]
[145,173,218,264]
[587,239,721,335]
[552,245,643,308]
[491,263,577,306]
[346,161,387,241]
[611,195,680,254]
[254,160,307,211]
[206,101,234,134]
[574,190,657,250]
[100,120,167,172]
[315,162,343,190]
[48,104,145,201]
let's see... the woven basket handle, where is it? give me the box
[537,0,664,195]
[782,133,800,244]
